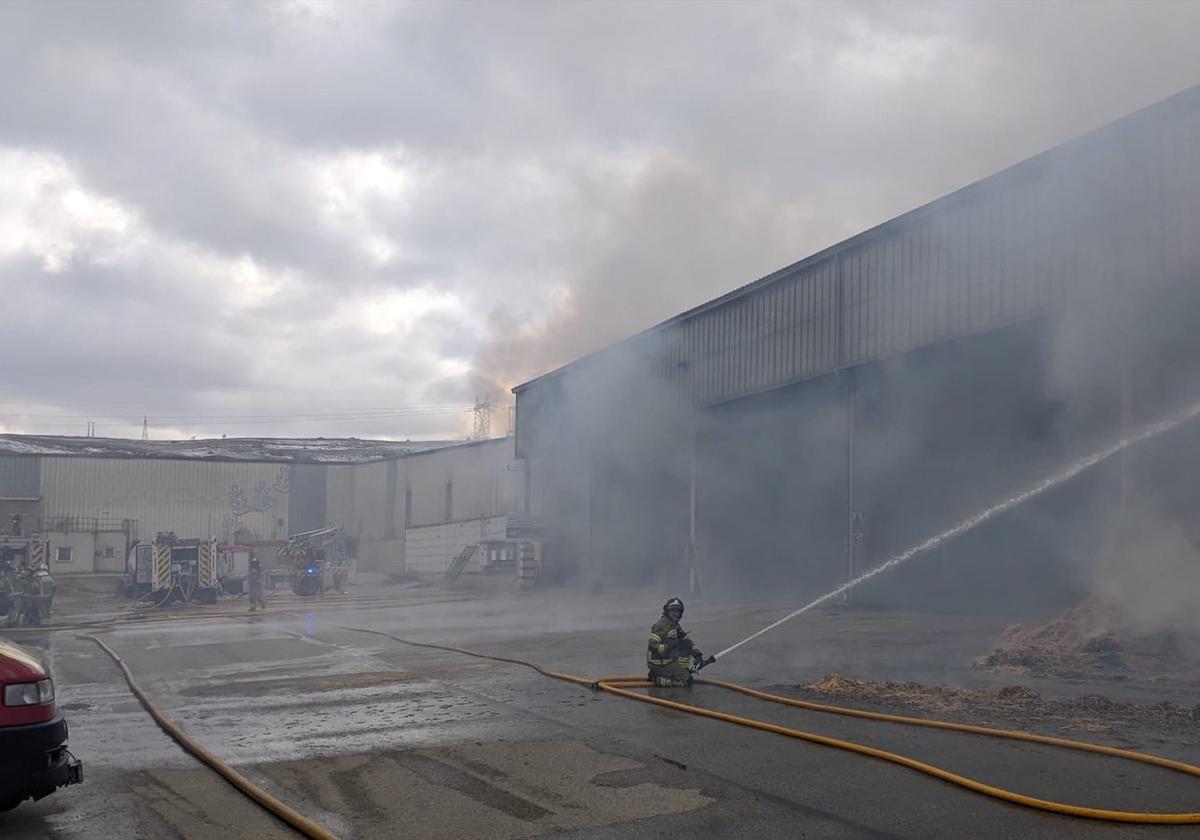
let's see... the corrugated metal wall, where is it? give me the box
[0,443,523,565]
[287,463,328,535]
[402,439,520,528]
[325,464,356,533]
[0,457,40,497]
[336,439,522,545]
[518,84,1200,430]
[39,457,289,542]
[348,460,390,542]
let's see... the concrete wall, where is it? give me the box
[46,531,95,574]
[357,538,405,575]
[403,515,508,579]
[94,531,129,573]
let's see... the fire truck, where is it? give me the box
[125,532,219,604]
[278,527,352,596]
[216,544,253,595]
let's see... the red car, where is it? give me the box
[0,639,82,811]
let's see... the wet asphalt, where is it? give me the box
[3,584,1200,839]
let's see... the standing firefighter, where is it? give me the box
[247,557,266,612]
[647,597,708,687]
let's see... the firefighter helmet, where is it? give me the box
[662,597,685,617]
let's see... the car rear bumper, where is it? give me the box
[0,712,83,803]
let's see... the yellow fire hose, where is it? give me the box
[332,623,1200,825]
[75,616,1200,836]
[81,634,339,840]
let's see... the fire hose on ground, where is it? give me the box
[331,624,1200,825]
[78,618,1200,840]
[80,633,339,840]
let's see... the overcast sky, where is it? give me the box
[1,0,1198,441]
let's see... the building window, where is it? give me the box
[444,482,453,523]
[57,547,74,565]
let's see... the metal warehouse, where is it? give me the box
[0,436,524,580]
[514,85,1200,610]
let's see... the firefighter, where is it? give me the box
[247,557,267,612]
[647,597,706,687]
[26,564,54,625]
[0,558,18,627]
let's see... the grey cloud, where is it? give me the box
[0,259,250,404]
[1,0,1199,439]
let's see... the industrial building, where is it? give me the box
[514,85,1200,611]
[0,435,525,580]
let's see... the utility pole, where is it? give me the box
[141,416,149,441]
[472,397,493,440]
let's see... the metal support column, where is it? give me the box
[688,426,699,595]
[1119,346,1132,511]
[844,372,856,605]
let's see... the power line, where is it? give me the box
[0,404,475,420]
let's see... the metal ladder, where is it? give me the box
[441,544,478,586]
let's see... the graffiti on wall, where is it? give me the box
[226,466,290,540]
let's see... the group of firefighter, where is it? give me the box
[0,560,55,627]
[0,516,55,626]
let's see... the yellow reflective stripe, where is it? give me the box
[648,633,663,642]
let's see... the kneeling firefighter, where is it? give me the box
[647,597,713,687]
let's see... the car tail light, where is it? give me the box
[3,679,54,706]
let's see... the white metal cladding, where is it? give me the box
[519,85,1200,416]
[324,465,356,532]
[39,457,289,541]
[328,440,521,546]
[401,439,520,528]
[348,460,390,542]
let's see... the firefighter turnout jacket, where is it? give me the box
[647,616,693,674]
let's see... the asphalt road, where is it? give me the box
[4,584,1200,839]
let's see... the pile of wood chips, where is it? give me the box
[973,596,1197,679]
[802,672,1200,734]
